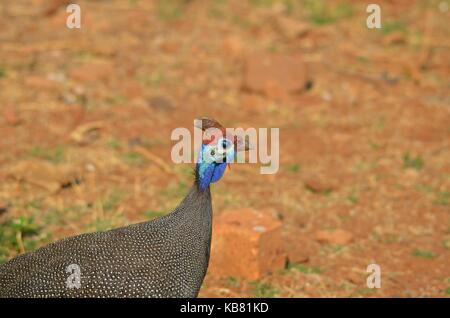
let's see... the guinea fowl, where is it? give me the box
[0,118,249,298]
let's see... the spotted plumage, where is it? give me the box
[0,186,212,297]
[0,118,249,298]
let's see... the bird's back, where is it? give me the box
[0,185,212,298]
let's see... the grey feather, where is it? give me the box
[0,185,212,298]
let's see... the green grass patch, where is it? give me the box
[435,191,450,206]
[347,192,359,204]
[443,239,450,249]
[415,184,433,194]
[137,70,166,87]
[374,117,386,130]
[88,218,116,232]
[304,0,353,26]
[0,66,6,79]
[250,0,275,6]
[0,216,48,264]
[248,0,295,13]
[144,208,169,220]
[121,151,145,166]
[350,288,376,297]
[403,152,424,171]
[357,56,370,64]
[250,281,278,298]
[17,199,43,211]
[384,233,400,244]
[163,181,189,199]
[287,163,300,173]
[322,244,345,254]
[28,145,66,164]
[368,140,380,150]
[381,20,407,35]
[106,94,128,106]
[286,261,322,274]
[102,190,125,212]
[107,137,122,150]
[230,14,253,29]
[43,204,88,226]
[88,192,127,232]
[156,0,187,21]
[412,249,436,259]
[209,0,227,19]
[74,50,96,62]
[225,276,239,287]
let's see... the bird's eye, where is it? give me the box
[221,139,230,149]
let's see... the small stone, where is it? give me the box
[70,62,114,83]
[160,41,179,54]
[43,0,70,16]
[3,107,21,126]
[241,93,266,113]
[243,53,309,97]
[209,208,286,280]
[383,31,406,45]
[148,95,175,111]
[122,81,144,99]
[70,121,104,145]
[274,16,310,39]
[304,176,335,193]
[0,203,9,216]
[403,168,419,186]
[346,271,362,284]
[8,160,82,194]
[85,163,96,173]
[24,75,59,91]
[285,232,314,264]
[315,229,353,245]
[222,36,245,57]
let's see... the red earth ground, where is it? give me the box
[0,0,449,297]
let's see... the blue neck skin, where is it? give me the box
[195,143,234,192]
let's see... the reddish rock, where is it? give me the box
[24,75,59,91]
[121,81,144,99]
[43,0,70,16]
[8,160,81,194]
[315,229,353,245]
[383,31,406,45]
[3,107,21,126]
[274,16,310,39]
[70,121,104,145]
[285,232,314,264]
[70,62,114,83]
[222,36,245,58]
[243,53,308,97]
[304,175,336,193]
[160,41,180,54]
[148,95,175,111]
[346,270,363,284]
[209,208,286,280]
[241,93,266,113]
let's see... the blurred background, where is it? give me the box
[0,0,449,297]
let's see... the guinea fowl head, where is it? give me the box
[194,118,250,191]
